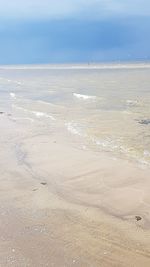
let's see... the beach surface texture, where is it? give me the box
[0,63,150,266]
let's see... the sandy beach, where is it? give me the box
[0,64,150,266]
[0,109,150,266]
[1,0,150,261]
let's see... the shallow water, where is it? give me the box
[1,63,150,165]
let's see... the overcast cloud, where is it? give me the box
[0,0,150,64]
[0,0,150,19]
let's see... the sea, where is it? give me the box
[0,63,150,166]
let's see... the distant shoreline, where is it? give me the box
[1,61,150,70]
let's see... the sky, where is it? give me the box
[0,0,150,64]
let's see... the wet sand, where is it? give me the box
[1,111,150,266]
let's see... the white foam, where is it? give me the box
[38,100,53,106]
[32,111,55,120]
[73,93,96,100]
[144,150,150,157]
[12,105,56,121]
[65,122,82,136]
[10,93,16,99]
[65,121,119,151]
[94,138,118,151]
[6,78,22,85]
[16,81,22,85]
[126,100,138,106]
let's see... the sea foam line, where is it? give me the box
[32,111,55,120]
[10,92,17,99]
[65,121,123,152]
[65,122,82,136]
[7,79,22,85]
[12,105,56,121]
[73,93,96,100]
[65,122,87,137]
[126,99,139,106]
[65,121,150,167]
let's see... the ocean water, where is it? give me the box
[1,63,150,165]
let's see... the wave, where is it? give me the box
[65,122,86,136]
[64,120,150,166]
[126,99,139,106]
[12,105,56,121]
[10,92,16,99]
[2,78,23,85]
[32,111,55,120]
[8,79,22,85]
[73,93,96,100]
[65,122,122,154]
[94,138,118,151]
[38,100,52,105]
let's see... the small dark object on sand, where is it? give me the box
[135,216,142,221]
[139,119,150,125]
[32,188,38,191]
[41,182,47,186]
[0,112,4,115]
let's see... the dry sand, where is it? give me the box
[0,112,150,266]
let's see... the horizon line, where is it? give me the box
[1,60,150,70]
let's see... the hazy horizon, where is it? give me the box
[1,60,150,67]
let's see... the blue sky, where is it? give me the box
[0,0,150,64]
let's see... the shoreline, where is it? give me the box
[1,111,150,266]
